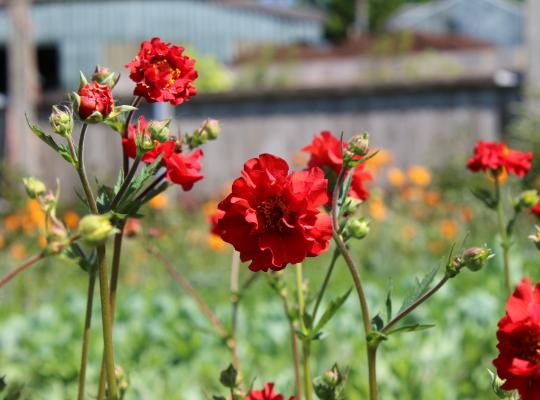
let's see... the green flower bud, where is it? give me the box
[45,220,69,255]
[219,364,238,389]
[341,197,363,215]
[78,214,117,246]
[22,177,46,199]
[115,365,129,397]
[92,65,120,89]
[445,256,462,278]
[529,226,540,251]
[314,364,346,400]
[462,247,493,272]
[514,190,539,211]
[345,218,370,240]
[148,119,171,143]
[49,105,74,137]
[203,118,220,140]
[347,132,369,157]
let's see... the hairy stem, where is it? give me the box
[230,251,242,372]
[122,96,142,178]
[331,168,376,400]
[77,269,97,400]
[311,249,340,322]
[279,290,302,400]
[295,264,313,400]
[495,177,512,295]
[0,253,46,289]
[109,156,141,211]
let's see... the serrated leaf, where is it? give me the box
[96,184,115,214]
[312,288,352,337]
[385,323,435,336]
[398,264,440,314]
[25,115,77,167]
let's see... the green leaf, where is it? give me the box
[397,263,440,314]
[385,323,435,336]
[385,279,393,323]
[25,115,77,167]
[116,156,163,211]
[96,184,115,214]
[371,314,384,331]
[471,188,497,209]
[104,115,126,134]
[312,288,352,337]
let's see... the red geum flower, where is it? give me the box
[302,131,372,202]
[531,201,540,218]
[122,117,203,191]
[467,141,532,177]
[126,37,197,105]
[218,154,332,272]
[209,209,225,236]
[77,81,113,120]
[246,383,295,400]
[494,278,540,399]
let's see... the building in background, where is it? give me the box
[387,0,523,47]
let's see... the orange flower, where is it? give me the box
[429,240,445,254]
[26,199,45,229]
[401,224,417,240]
[207,234,227,251]
[202,200,219,217]
[0,234,5,249]
[407,166,432,187]
[366,148,392,173]
[149,193,169,210]
[387,167,406,188]
[368,196,386,221]
[460,207,473,223]
[440,219,458,239]
[9,244,27,260]
[4,214,20,232]
[424,191,441,207]
[63,211,80,230]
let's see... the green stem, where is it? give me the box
[108,156,141,211]
[311,249,339,322]
[96,245,119,400]
[278,289,302,400]
[230,251,242,373]
[331,168,376,400]
[295,264,313,400]
[72,124,97,214]
[495,177,512,295]
[122,96,142,178]
[77,269,97,400]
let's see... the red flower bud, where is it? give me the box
[77,81,113,121]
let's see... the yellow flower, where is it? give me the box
[407,166,432,187]
[63,211,80,230]
[10,243,27,260]
[202,200,219,217]
[440,219,458,240]
[387,167,406,188]
[207,234,227,251]
[368,196,386,221]
[149,193,169,210]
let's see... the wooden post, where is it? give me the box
[5,0,40,173]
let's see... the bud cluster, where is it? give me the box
[185,119,220,149]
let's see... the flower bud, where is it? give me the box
[462,247,493,272]
[203,118,220,140]
[78,214,117,246]
[515,190,539,211]
[49,105,74,137]
[445,256,462,278]
[529,226,540,250]
[147,119,171,143]
[341,197,363,215]
[73,81,114,123]
[219,364,239,389]
[347,132,369,157]
[22,177,46,199]
[92,65,120,89]
[314,364,345,400]
[115,365,129,396]
[345,218,370,240]
[45,220,69,255]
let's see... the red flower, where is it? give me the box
[302,131,372,202]
[467,141,532,177]
[78,81,113,120]
[532,202,540,218]
[494,278,540,399]
[122,116,203,191]
[126,37,197,105]
[218,154,332,272]
[246,383,295,400]
[209,209,225,236]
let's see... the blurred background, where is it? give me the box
[2,1,540,399]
